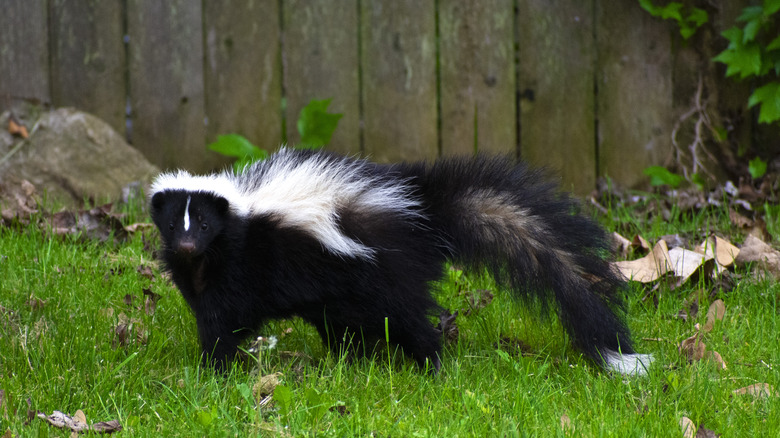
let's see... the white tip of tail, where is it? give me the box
[604,350,655,376]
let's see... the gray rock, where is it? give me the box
[0,107,159,207]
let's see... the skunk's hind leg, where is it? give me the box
[389,315,443,373]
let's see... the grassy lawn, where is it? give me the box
[0,199,778,437]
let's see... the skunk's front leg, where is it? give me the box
[195,310,245,372]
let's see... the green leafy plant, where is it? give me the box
[639,0,708,39]
[713,1,780,124]
[208,98,343,171]
[297,98,343,148]
[748,156,768,179]
[643,165,684,188]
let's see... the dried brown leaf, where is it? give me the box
[436,310,459,343]
[137,265,155,281]
[631,235,651,253]
[8,118,28,138]
[680,332,707,362]
[707,350,727,370]
[612,232,631,258]
[560,413,574,433]
[25,297,47,310]
[735,235,780,279]
[2,428,11,438]
[466,289,494,310]
[614,240,672,283]
[702,300,725,333]
[48,204,127,242]
[732,383,776,398]
[729,209,753,228]
[142,288,161,315]
[124,222,154,233]
[680,416,696,438]
[90,419,122,433]
[37,410,88,432]
[253,372,283,399]
[668,247,711,283]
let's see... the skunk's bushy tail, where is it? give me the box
[402,155,652,374]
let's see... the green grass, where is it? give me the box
[1,203,778,437]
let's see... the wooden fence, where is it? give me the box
[0,0,759,193]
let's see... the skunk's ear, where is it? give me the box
[214,196,230,215]
[151,192,165,210]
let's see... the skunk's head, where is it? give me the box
[150,190,230,259]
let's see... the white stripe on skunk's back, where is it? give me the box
[239,149,421,259]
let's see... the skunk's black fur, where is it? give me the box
[150,148,652,374]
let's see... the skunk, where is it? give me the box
[150,147,653,375]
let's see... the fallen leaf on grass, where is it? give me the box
[735,235,780,279]
[668,247,713,284]
[560,413,574,433]
[680,416,696,438]
[732,383,776,398]
[25,297,47,310]
[8,117,28,138]
[136,264,155,281]
[253,372,283,399]
[612,232,631,258]
[702,300,725,333]
[679,325,727,369]
[48,204,128,242]
[37,410,88,432]
[465,289,494,311]
[2,428,11,438]
[436,310,459,343]
[614,240,672,283]
[632,235,651,252]
[113,312,147,348]
[123,222,154,233]
[680,332,707,362]
[37,409,121,434]
[142,288,161,315]
[695,236,739,273]
[90,420,122,433]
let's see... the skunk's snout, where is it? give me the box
[176,239,197,256]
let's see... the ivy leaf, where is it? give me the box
[644,166,684,188]
[748,82,780,123]
[737,6,764,23]
[297,98,343,148]
[767,35,780,51]
[714,28,763,78]
[766,0,780,15]
[688,8,709,28]
[742,18,761,43]
[748,157,768,179]
[207,134,267,160]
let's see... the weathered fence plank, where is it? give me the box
[0,0,50,108]
[283,0,360,155]
[49,0,126,135]
[203,0,282,157]
[127,0,208,171]
[439,0,516,156]
[361,0,438,162]
[517,0,595,194]
[596,0,672,188]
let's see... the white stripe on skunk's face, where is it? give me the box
[183,195,192,231]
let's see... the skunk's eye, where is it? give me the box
[168,222,175,231]
[201,222,209,231]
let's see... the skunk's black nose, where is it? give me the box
[177,239,197,255]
